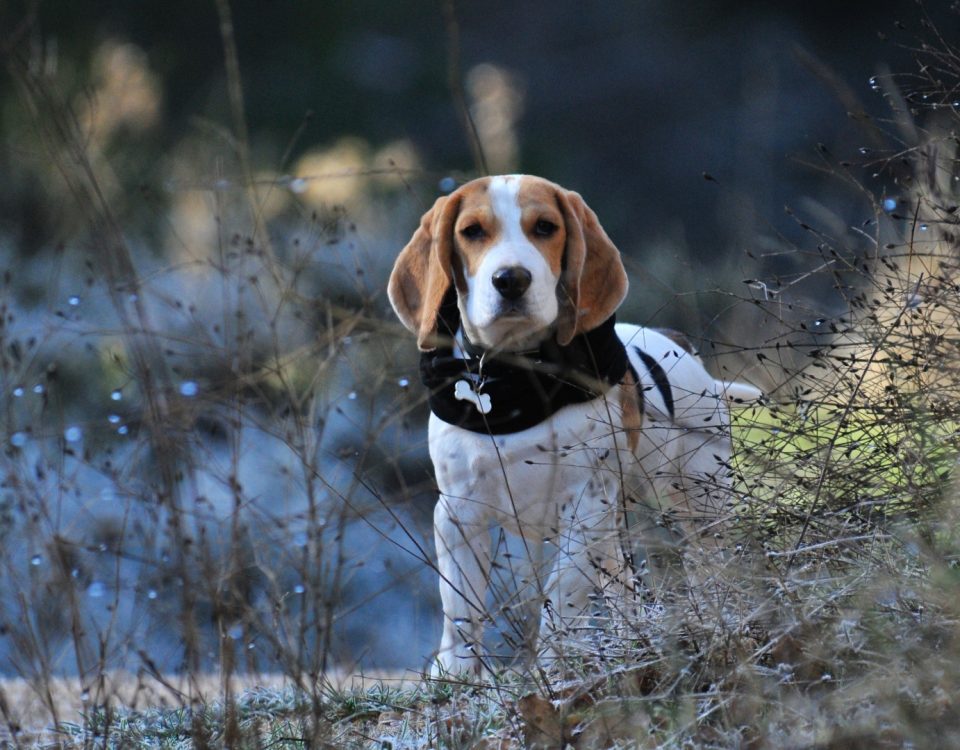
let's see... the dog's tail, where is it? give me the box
[716,380,764,406]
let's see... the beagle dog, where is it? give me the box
[389,175,760,676]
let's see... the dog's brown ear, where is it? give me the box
[388,194,461,351]
[555,189,629,345]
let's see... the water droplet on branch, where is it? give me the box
[87,581,106,598]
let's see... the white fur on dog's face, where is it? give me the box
[456,176,563,350]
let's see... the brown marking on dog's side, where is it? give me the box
[618,369,643,453]
[652,328,697,355]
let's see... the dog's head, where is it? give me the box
[388,175,628,352]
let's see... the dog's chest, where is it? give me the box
[428,399,624,536]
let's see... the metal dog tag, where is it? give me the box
[454,379,492,414]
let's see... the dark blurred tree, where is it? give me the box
[0,0,945,285]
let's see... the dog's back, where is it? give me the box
[617,323,761,536]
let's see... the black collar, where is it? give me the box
[419,290,628,434]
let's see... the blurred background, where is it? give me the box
[0,0,946,678]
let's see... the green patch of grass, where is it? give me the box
[732,398,958,521]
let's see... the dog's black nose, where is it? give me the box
[491,266,532,300]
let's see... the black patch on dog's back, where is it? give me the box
[633,346,674,420]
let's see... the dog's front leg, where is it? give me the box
[433,495,491,677]
[538,492,622,666]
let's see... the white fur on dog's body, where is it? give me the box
[388,175,761,675]
[618,324,743,516]
[429,398,626,670]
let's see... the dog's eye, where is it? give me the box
[460,223,486,240]
[534,219,558,237]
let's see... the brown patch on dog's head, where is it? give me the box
[554,188,629,345]
[389,175,629,350]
